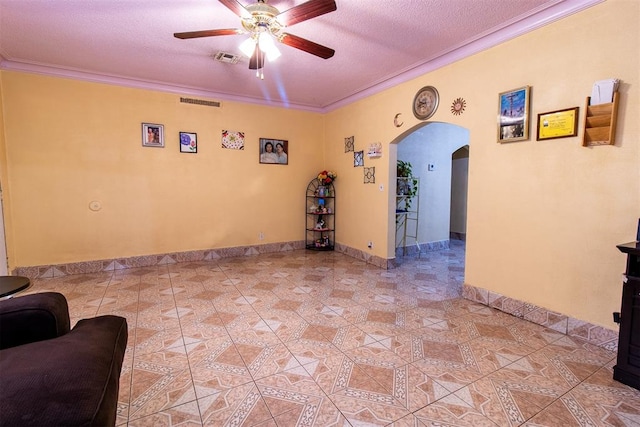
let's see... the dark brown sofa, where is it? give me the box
[0,292,128,426]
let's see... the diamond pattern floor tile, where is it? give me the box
[24,241,640,426]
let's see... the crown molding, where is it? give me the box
[0,0,602,114]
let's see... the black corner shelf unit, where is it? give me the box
[305,178,335,251]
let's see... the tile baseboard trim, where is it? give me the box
[462,283,619,352]
[13,240,397,280]
[395,240,450,258]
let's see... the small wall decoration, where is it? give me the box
[451,98,466,115]
[221,130,245,150]
[393,113,403,128]
[259,138,288,165]
[497,86,531,143]
[537,107,579,141]
[367,143,382,157]
[179,132,197,153]
[354,150,364,167]
[344,136,354,153]
[364,167,375,184]
[142,123,164,147]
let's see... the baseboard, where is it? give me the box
[13,240,397,280]
[462,283,619,352]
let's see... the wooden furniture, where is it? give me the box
[305,178,335,251]
[614,240,640,390]
[582,91,619,146]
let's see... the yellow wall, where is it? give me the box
[326,0,639,329]
[0,73,325,266]
[0,0,637,331]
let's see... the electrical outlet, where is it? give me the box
[259,232,264,240]
[367,241,373,249]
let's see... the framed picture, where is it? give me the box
[354,150,364,167]
[497,86,530,143]
[259,138,288,165]
[179,131,197,153]
[536,107,579,141]
[142,123,164,147]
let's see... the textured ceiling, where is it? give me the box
[0,0,598,111]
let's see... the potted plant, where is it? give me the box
[397,160,418,201]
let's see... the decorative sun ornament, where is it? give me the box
[451,97,467,115]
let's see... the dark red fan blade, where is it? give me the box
[280,33,334,59]
[277,0,336,26]
[249,47,264,70]
[174,29,241,39]
[218,0,251,19]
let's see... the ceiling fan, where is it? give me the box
[174,0,337,75]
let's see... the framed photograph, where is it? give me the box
[497,86,530,143]
[142,123,164,147]
[179,131,197,153]
[259,138,288,165]
[536,107,579,141]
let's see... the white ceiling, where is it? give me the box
[0,0,598,112]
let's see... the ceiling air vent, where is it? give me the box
[213,52,240,64]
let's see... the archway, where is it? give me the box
[387,122,470,259]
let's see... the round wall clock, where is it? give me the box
[412,86,439,120]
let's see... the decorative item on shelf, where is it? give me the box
[367,143,382,158]
[317,170,337,186]
[315,217,325,230]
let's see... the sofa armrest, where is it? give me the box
[0,292,71,350]
[0,315,128,427]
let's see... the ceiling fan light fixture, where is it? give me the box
[175,0,337,79]
[239,37,257,57]
[259,31,281,61]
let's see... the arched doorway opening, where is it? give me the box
[388,122,470,259]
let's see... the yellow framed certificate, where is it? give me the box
[536,107,579,140]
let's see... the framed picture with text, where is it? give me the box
[536,107,579,141]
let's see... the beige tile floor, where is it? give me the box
[25,241,640,426]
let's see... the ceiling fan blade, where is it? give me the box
[280,33,335,59]
[276,0,336,26]
[174,28,242,39]
[218,0,252,19]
